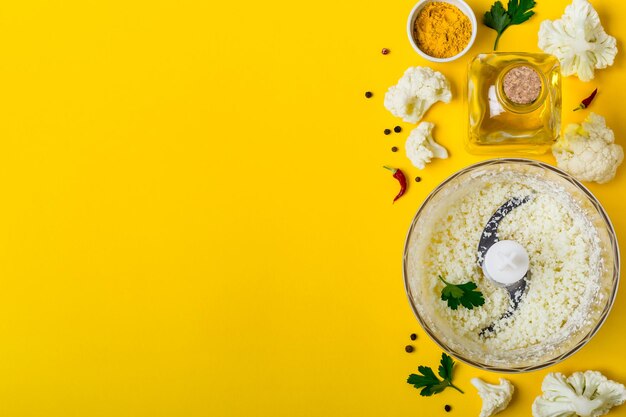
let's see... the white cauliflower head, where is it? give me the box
[471,378,514,417]
[384,66,452,123]
[405,122,448,169]
[532,371,626,417]
[538,0,617,82]
[552,113,623,183]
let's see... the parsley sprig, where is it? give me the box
[484,0,537,50]
[439,275,485,310]
[407,353,464,396]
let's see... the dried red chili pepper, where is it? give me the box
[574,88,597,111]
[383,166,407,203]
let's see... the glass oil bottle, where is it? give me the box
[466,52,561,155]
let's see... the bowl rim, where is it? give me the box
[402,158,621,373]
[406,0,478,63]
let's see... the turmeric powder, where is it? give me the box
[413,2,472,58]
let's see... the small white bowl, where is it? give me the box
[407,0,477,63]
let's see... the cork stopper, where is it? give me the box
[502,65,542,105]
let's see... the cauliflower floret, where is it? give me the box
[384,67,452,123]
[552,113,623,183]
[538,0,617,82]
[405,122,448,169]
[532,371,626,417]
[471,378,514,417]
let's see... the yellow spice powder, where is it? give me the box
[414,2,472,58]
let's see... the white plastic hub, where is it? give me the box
[483,240,529,286]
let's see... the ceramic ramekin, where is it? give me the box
[407,0,477,63]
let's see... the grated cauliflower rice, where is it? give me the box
[419,173,603,352]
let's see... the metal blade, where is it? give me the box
[478,195,531,337]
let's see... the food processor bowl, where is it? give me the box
[403,158,619,372]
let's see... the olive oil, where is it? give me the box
[466,53,561,155]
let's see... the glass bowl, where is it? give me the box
[403,159,620,372]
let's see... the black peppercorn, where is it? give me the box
[405,345,414,353]
[394,126,402,133]
[365,91,373,98]
[415,177,421,182]
[444,405,451,412]
[381,48,390,55]
[384,129,391,135]
[391,146,398,152]
[410,333,417,340]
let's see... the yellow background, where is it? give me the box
[0,0,624,415]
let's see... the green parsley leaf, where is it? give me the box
[439,275,485,310]
[438,353,454,381]
[484,2,510,34]
[507,0,536,24]
[407,353,464,396]
[407,366,448,396]
[484,0,536,50]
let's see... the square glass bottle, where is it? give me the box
[466,52,561,155]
